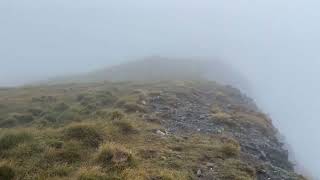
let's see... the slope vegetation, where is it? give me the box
[0,81,304,180]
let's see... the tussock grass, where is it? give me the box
[218,159,256,180]
[95,143,135,171]
[219,137,241,158]
[113,119,138,135]
[64,124,105,148]
[44,141,83,164]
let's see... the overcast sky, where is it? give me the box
[1,0,320,178]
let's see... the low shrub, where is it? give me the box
[0,132,33,151]
[32,96,57,103]
[11,113,34,124]
[44,111,60,123]
[59,110,81,122]
[0,118,17,128]
[77,92,117,108]
[96,143,135,171]
[54,102,70,112]
[64,124,105,148]
[45,109,80,123]
[28,108,43,116]
[76,94,88,102]
[80,104,98,115]
[95,91,117,106]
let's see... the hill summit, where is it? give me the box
[47,57,250,91]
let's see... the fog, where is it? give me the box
[1,0,320,178]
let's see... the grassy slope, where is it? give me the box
[0,81,303,180]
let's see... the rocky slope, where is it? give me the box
[0,81,304,180]
[143,81,299,179]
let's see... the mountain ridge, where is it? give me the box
[0,59,305,179]
[0,80,305,179]
[45,57,251,93]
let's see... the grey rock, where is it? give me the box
[197,169,202,177]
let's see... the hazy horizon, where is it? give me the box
[1,0,320,178]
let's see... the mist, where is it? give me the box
[1,0,319,178]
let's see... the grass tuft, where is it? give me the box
[96,143,135,171]
[64,124,105,148]
[44,142,83,164]
[113,119,138,135]
[109,110,125,121]
[219,137,241,158]
[218,159,256,180]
